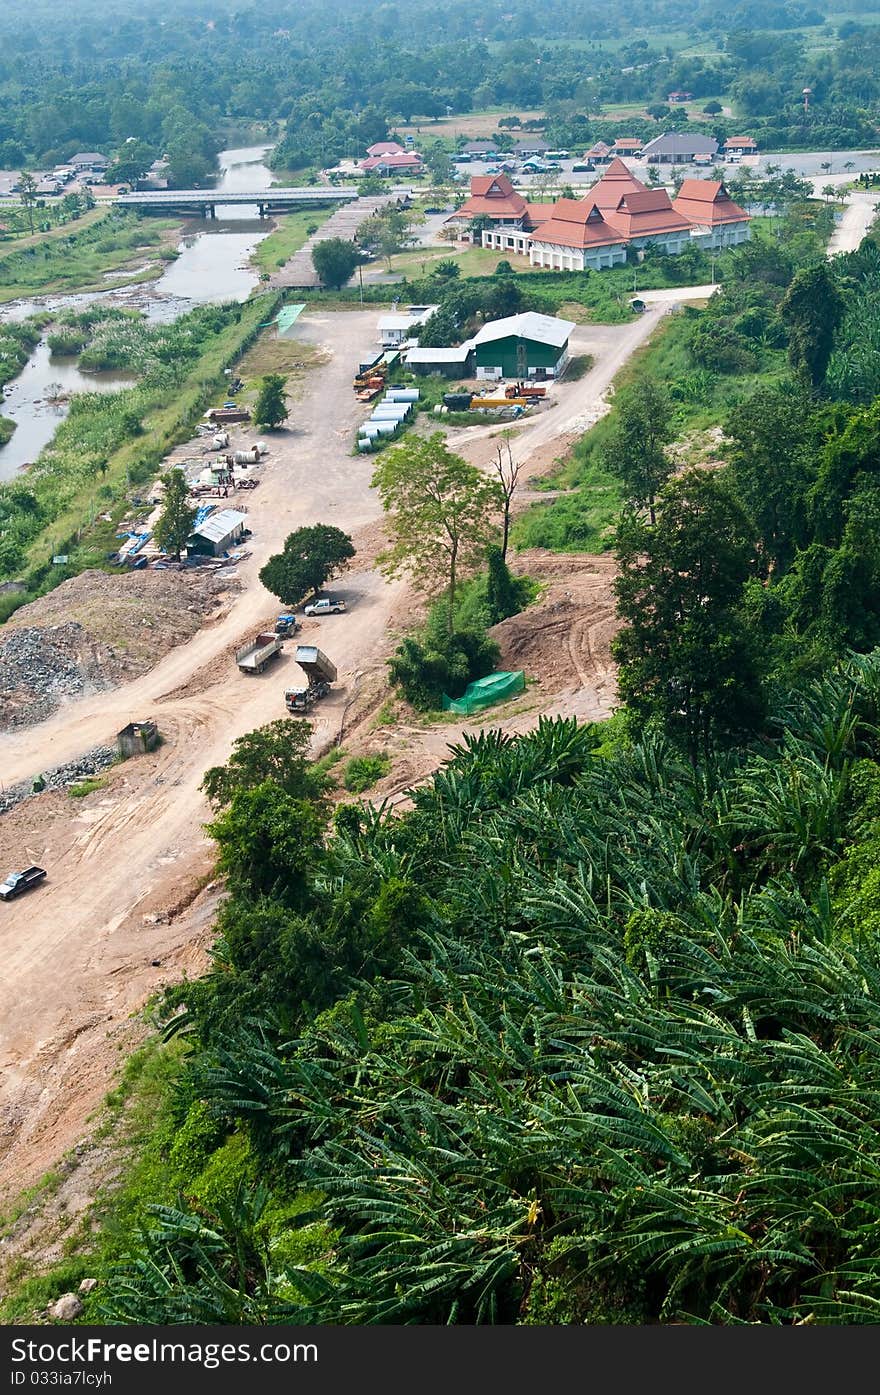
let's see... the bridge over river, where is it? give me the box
[112,187,360,218]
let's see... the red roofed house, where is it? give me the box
[360,150,423,174]
[526,198,628,270]
[672,179,751,248]
[588,158,692,254]
[366,142,406,157]
[612,138,643,156]
[444,173,533,242]
[723,137,758,155]
[466,160,750,268]
[586,140,613,163]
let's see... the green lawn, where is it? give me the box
[250,205,337,275]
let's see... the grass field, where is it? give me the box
[250,206,337,275]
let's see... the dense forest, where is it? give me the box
[1,0,880,179]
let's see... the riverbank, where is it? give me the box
[249,205,337,277]
[0,292,279,612]
[0,213,181,304]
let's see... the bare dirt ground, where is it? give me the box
[397,112,546,141]
[0,298,678,1217]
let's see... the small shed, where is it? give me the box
[186,508,247,557]
[472,312,575,379]
[404,343,476,377]
[117,720,158,758]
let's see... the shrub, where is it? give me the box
[343,753,392,793]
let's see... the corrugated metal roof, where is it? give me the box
[190,509,247,543]
[405,345,474,363]
[472,312,575,350]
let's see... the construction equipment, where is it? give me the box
[236,631,284,674]
[274,613,300,637]
[505,381,547,399]
[285,645,337,712]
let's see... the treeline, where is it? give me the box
[1,0,878,176]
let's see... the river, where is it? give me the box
[0,144,275,480]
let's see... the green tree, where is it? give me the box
[312,237,359,288]
[424,141,454,185]
[17,171,37,234]
[781,262,845,390]
[201,718,325,809]
[254,373,289,429]
[373,433,501,633]
[602,378,674,524]
[360,207,412,270]
[153,467,196,561]
[259,524,355,608]
[108,139,156,187]
[207,782,325,901]
[725,384,818,573]
[613,469,763,757]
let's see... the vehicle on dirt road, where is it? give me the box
[0,866,47,901]
[236,631,284,673]
[285,645,337,713]
[274,613,300,637]
[304,596,346,616]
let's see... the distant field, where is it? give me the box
[397,110,546,140]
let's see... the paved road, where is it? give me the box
[826,188,880,255]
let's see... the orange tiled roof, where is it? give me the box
[672,180,751,226]
[529,198,626,249]
[589,158,648,209]
[604,188,692,238]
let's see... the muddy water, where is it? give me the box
[0,144,276,481]
[0,342,134,475]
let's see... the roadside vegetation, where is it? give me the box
[514,209,838,552]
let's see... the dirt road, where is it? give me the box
[0,297,680,1200]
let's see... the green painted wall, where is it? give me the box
[474,334,565,377]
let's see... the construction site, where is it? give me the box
[0,289,705,1273]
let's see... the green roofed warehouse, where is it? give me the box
[472,312,576,380]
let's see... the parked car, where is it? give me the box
[304,596,346,616]
[0,866,47,901]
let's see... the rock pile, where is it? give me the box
[0,623,114,729]
[0,745,117,815]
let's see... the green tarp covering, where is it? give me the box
[442,669,525,715]
[275,304,306,334]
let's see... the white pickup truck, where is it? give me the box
[304,596,346,616]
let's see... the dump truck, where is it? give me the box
[285,645,337,713]
[0,866,47,901]
[236,631,283,674]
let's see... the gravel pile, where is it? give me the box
[0,745,117,815]
[0,623,115,729]
[0,566,238,730]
